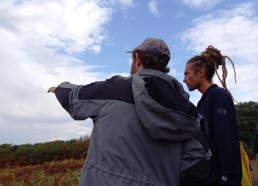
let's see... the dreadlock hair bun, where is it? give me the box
[201,45,237,102]
[201,45,225,69]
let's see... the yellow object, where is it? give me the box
[240,142,252,186]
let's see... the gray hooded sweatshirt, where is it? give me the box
[54,69,208,186]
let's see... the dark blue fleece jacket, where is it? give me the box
[197,84,242,186]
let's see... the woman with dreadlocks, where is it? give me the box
[183,46,242,186]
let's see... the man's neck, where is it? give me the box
[198,81,213,94]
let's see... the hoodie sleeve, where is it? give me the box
[54,81,101,120]
[54,76,134,120]
[54,82,77,114]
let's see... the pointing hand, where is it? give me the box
[48,86,57,93]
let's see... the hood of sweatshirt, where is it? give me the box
[132,69,200,141]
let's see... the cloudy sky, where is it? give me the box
[1,0,258,145]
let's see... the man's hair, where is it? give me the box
[133,50,170,73]
[186,46,237,101]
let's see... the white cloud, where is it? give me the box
[175,11,185,18]
[179,2,258,102]
[180,2,258,62]
[11,0,111,54]
[182,0,223,9]
[0,0,114,144]
[148,0,160,17]
[118,0,135,8]
[0,118,93,144]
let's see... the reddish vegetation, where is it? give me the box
[0,159,84,185]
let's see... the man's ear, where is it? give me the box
[136,59,143,68]
[135,53,143,68]
[198,69,205,78]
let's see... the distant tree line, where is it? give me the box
[0,101,257,167]
[0,136,90,168]
[236,101,258,154]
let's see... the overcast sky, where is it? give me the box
[1,0,258,145]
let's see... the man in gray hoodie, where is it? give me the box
[48,38,210,186]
